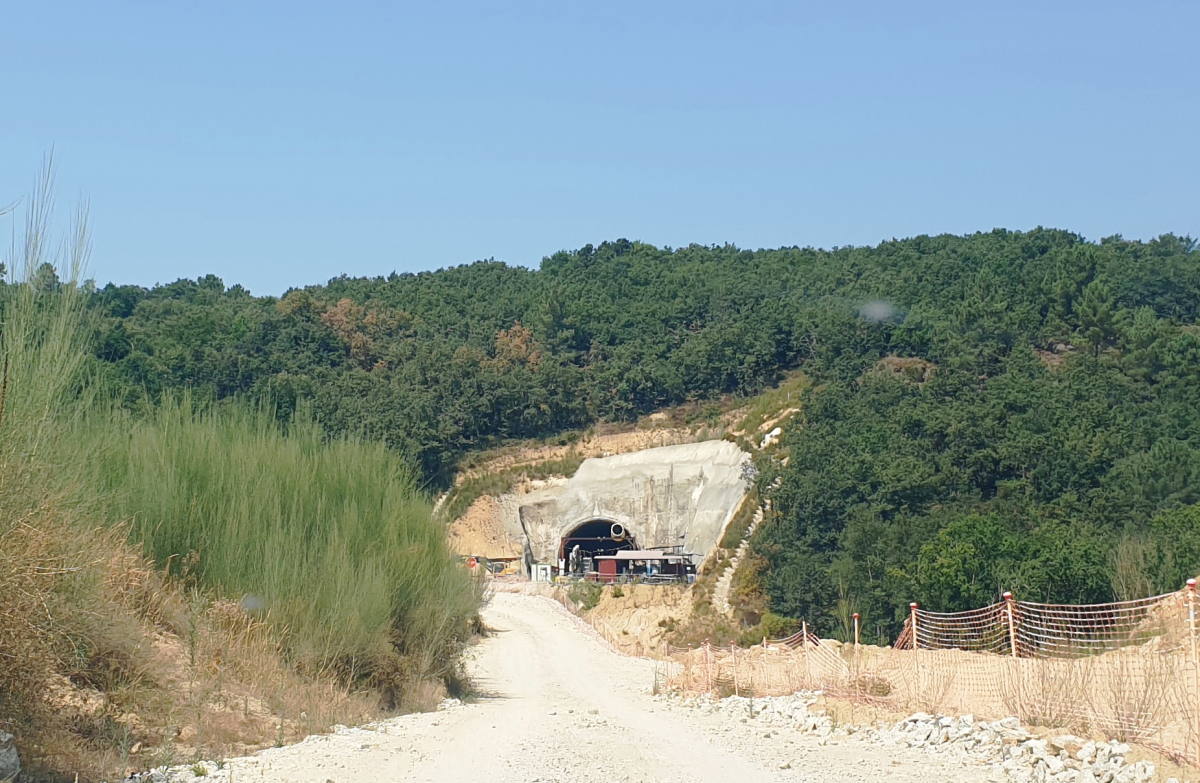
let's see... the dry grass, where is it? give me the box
[0,502,399,781]
[0,509,158,777]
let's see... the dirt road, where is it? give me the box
[187,593,1000,783]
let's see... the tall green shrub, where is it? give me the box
[87,398,481,694]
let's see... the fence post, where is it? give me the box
[657,640,665,693]
[910,602,920,705]
[762,637,768,697]
[1003,592,1019,659]
[1189,579,1199,767]
[853,612,861,696]
[732,644,739,697]
[1004,591,1023,721]
[705,642,713,695]
[802,620,812,688]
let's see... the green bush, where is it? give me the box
[567,580,602,610]
[736,611,797,646]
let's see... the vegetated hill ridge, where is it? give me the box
[82,230,1200,644]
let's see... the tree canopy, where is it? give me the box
[84,229,1200,639]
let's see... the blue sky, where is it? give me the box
[3,1,1197,296]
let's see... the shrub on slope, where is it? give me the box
[90,399,480,703]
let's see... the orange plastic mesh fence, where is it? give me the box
[664,587,1200,766]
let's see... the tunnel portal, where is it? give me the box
[560,519,637,558]
[507,440,750,577]
[559,518,637,575]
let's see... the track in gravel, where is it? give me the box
[202,593,1001,783]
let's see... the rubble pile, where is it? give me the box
[665,692,1175,783]
[879,712,1159,783]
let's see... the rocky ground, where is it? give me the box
[125,593,1192,783]
[659,692,1177,783]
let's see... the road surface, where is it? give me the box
[195,592,998,783]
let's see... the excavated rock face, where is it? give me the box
[513,440,750,569]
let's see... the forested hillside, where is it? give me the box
[84,230,1200,640]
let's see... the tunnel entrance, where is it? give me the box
[560,519,637,576]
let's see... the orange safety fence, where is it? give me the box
[662,582,1200,767]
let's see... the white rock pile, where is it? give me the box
[877,712,1160,783]
[664,692,1176,783]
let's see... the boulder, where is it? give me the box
[1050,734,1086,758]
[0,730,19,783]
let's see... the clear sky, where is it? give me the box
[4,1,1198,296]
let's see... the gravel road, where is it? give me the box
[163,593,1004,783]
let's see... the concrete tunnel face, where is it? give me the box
[511,440,751,569]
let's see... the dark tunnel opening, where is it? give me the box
[560,519,637,574]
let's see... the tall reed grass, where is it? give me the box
[1,161,481,781]
[87,398,481,698]
[0,160,177,777]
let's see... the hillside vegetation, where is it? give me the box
[0,174,478,780]
[86,399,480,701]
[83,230,1200,644]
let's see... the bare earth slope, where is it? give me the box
[167,593,998,783]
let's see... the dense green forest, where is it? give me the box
[77,230,1200,641]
